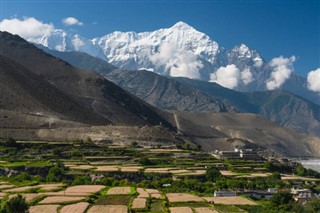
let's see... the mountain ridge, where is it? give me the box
[39,46,320,137]
[21,21,319,105]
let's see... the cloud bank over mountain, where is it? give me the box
[307,68,320,92]
[266,56,296,90]
[0,17,54,39]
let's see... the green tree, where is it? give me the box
[52,148,62,156]
[271,172,281,179]
[296,165,306,176]
[139,157,152,166]
[46,162,65,182]
[0,194,28,213]
[196,144,202,151]
[4,137,17,147]
[205,166,221,182]
[270,191,293,210]
[72,176,91,185]
[184,142,190,150]
[131,141,138,148]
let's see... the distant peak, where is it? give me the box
[171,21,194,30]
[234,43,249,50]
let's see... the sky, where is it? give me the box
[0,0,319,77]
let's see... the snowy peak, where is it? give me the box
[28,21,263,81]
[231,43,252,58]
[171,21,195,30]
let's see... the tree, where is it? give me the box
[196,145,202,151]
[52,148,62,156]
[131,141,138,148]
[184,142,190,150]
[270,191,293,210]
[205,166,221,182]
[296,165,306,176]
[72,176,91,185]
[0,194,28,213]
[4,137,17,147]
[139,157,152,166]
[271,172,281,180]
[46,162,65,182]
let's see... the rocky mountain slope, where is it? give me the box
[0,31,173,127]
[40,47,320,137]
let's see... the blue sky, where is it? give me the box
[1,0,319,77]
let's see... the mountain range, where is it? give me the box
[27,21,319,105]
[39,46,320,137]
[1,31,320,157]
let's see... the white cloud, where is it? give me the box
[150,42,203,79]
[241,68,253,85]
[62,17,83,26]
[0,17,54,39]
[266,56,296,90]
[210,64,241,89]
[72,35,85,50]
[209,65,254,89]
[307,68,320,92]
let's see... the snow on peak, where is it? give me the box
[231,43,252,58]
[171,21,194,30]
[27,21,262,82]
[93,21,220,76]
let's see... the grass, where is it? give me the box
[239,205,278,213]
[149,200,165,213]
[214,204,246,213]
[96,195,133,205]
[0,160,52,168]
[170,202,211,208]
[130,187,137,196]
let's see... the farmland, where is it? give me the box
[0,139,318,212]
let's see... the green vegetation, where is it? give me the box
[0,195,28,213]
[46,162,66,182]
[205,166,221,182]
[214,204,244,213]
[0,139,318,212]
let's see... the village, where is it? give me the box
[0,137,319,212]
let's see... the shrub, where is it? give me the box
[0,194,28,213]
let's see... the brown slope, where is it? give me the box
[172,112,320,157]
[0,31,172,127]
[0,55,111,126]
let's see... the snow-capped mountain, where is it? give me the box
[32,21,261,81]
[30,30,106,60]
[28,21,319,105]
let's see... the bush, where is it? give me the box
[270,191,293,210]
[46,162,65,182]
[205,166,221,182]
[0,194,28,213]
[4,137,18,147]
[139,157,152,166]
[72,176,92,185]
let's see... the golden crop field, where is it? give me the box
[167,193,204,202]
[170,207,193,213]
[39,196,85,204]
[87,205,128,213]
[60,202,89,213]
[202,196,257,205]
[29,205,60,213]
[107,187,131,195]
[131,198,147,209]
